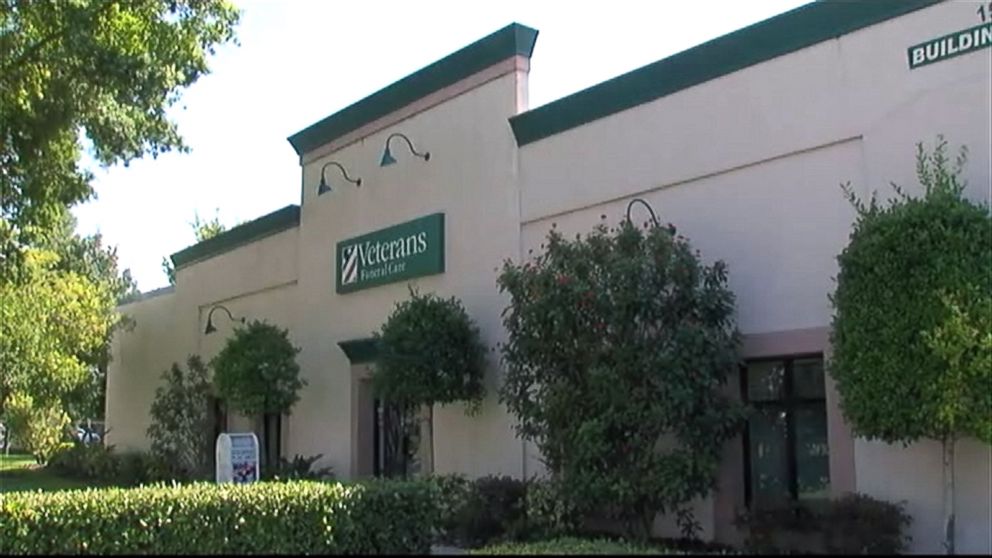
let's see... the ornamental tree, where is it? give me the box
[0,249,117,426]
[371,289,487,474]
[147,355,213,479]
[211,320,304,465]
[497,217,745,541]
[830,137,991,554]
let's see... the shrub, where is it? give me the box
[147,355,212,480]
[425,474,474,544]
[2,393,71,464]
[822,493,912,555]
[453,475,530,548]
[0,480,439,555]
[262,453,335,482]
[48,441,118,479]
[471,537,667,555]
[524,479,582,539]
[115,451,173,486]
[735,493,912,555]
[497,216,744,540]
[47,443,173,486]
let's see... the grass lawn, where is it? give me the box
[0,452,104,494]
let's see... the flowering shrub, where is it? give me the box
[497,216,744,541]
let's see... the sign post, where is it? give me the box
[215,432,259,484]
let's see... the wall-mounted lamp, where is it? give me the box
[380,133,430,167]
[204,305,245,335]
[318,161,362,195]
[625,198,661,228]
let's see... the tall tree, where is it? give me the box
[372,289,487,476]
[0,0,240,281]
[0,248,117,456]
[830,137,992,555]
[42,212,139,419]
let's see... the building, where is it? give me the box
[106,0,991,552]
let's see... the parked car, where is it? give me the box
[75,426,101,445]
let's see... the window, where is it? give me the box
[741,356,830,508]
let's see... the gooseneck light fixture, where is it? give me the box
[317,161,362,195]
[204,305,245,335]
[625,198,661,229]
[380,132,430,167]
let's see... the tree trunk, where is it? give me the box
[426,404,435,474]
[942,433,956,555]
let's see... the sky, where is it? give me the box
[72,0,810,292]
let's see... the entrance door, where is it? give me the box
[372,399,420,478]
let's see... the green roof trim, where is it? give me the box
[339,337,380,365]
[287,22,538,157]
[509,0,941,146]
[170,205,300,269]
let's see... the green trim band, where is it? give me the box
[339,337,380,365]
[287,22,539,157]
[170,205,301,270]
[509,0,941,146]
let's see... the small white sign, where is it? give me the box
[215,432,259,484]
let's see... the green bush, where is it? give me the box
[497,217,744,541]
[822,493,912,555]
[47,443,173,486]
[0,480,439,555]
[429,475,584,548]
[261,454,335,482]
[524,479,582,539]
[471,537,667,555]
[426,474,530,548]
[735,493,912,555]
[426,474,474,544]
[453,475,530,548]
[48,441,118,479]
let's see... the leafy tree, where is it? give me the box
[147,355,212,479]
[162,209,228,285]
[830,137,992,555]
[43,212,139,420]
[3,392,72,464]
[0,0,240,281]
[372,289,487,474]
[211,320,304,466]
[497,217,745,541]
[0,249,117,424]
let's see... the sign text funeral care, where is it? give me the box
[336,213,445,293]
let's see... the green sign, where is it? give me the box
[908,23,991,69]
[336,213,445,294]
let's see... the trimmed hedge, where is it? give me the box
[472,537,740,555]
[0,480,438,555]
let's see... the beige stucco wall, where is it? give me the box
[290,66,527,480]
[856,436,992,555]
[515,1,990,551]
[106,289,179,451]
[106,227,300,452]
